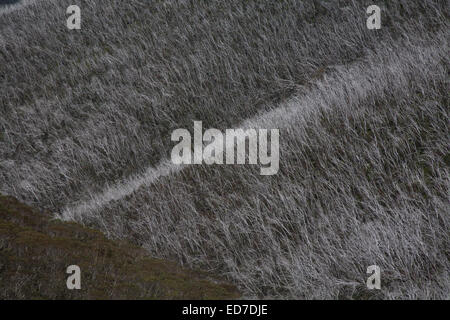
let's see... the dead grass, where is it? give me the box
[0,0,448,299]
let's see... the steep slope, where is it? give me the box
[0,0,448,300]
[65,34,449,299]
[1,0,446,211]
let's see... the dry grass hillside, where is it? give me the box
[1,0,448,299]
